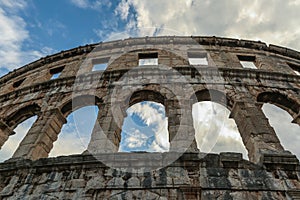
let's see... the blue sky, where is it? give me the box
[21,1,126,50]
[0,0,133,76]
[0,0,300,161]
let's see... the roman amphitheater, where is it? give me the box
[0,36,299,199]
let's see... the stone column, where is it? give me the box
[292,112,300,126]
[230,101,285,163]
[0,120,15,149]
[87,103,119,154]
[168,99,198,153]
[291,92,300,125]
[12,109,66,160]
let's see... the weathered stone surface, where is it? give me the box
[0,36,299,199]
[0,153,298,199]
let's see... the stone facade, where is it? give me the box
[0,36,299,199]
[0,153,299,199]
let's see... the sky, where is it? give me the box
[1,0,300,76]
[0,0,300,161]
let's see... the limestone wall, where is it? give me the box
[0,153,299,199]
[0,36,299,199]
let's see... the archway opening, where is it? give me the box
[119,101,169,152]
[49,105,99,157]
[262,103,300,159]
[192,101,248,159]
[257,92,299,118]
[0,115,37,162]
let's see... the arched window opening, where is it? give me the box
[6,104,40,128]
[49,106,98,157]
[119,101,169,152]
[257,92,299,118]
[0,115,37,162]
[192,101,248,159]
[262,103,300,159]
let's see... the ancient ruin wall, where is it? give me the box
[0,36,299,199]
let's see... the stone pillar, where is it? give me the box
[230,101,285,163]
[87,103,119,154]
[0,120,15,149]
[292,112,300,126]
[12,109,66,160]
[168,99,198,153]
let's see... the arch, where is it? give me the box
[61,95,102,117]
[262,103,300,158]
[46,95,103,156]
[49,105,99,157]
[119,101,169,152]
[0,115,37,162]
[110,88,182,151]
[192,101,248,159]
[5,103,40,129]
[89,86,186,153]
[193,89,233,110]
[257,92,300,118]
[120,90,168,143]
[127,90,166,108]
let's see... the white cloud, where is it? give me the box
[125,129,148,149]
[70,0,112,10]
[120,101,169,152]
[49,129,88,157]
[211,135,248,157]
[262,103,300,159]
[127,102,166,126]
[70,0,89,8]
[113,0,300,50]
[0,0,27,11]
[0,116,37,162]
[0,6,28,69]
[115,0,130,21]
[21,47,56,67]
[128,102,169,150]
[49,106,98,157]
[94,26,137,42]
[0,1,55,73]
[289,0,300,6]
[193,102,248,159]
